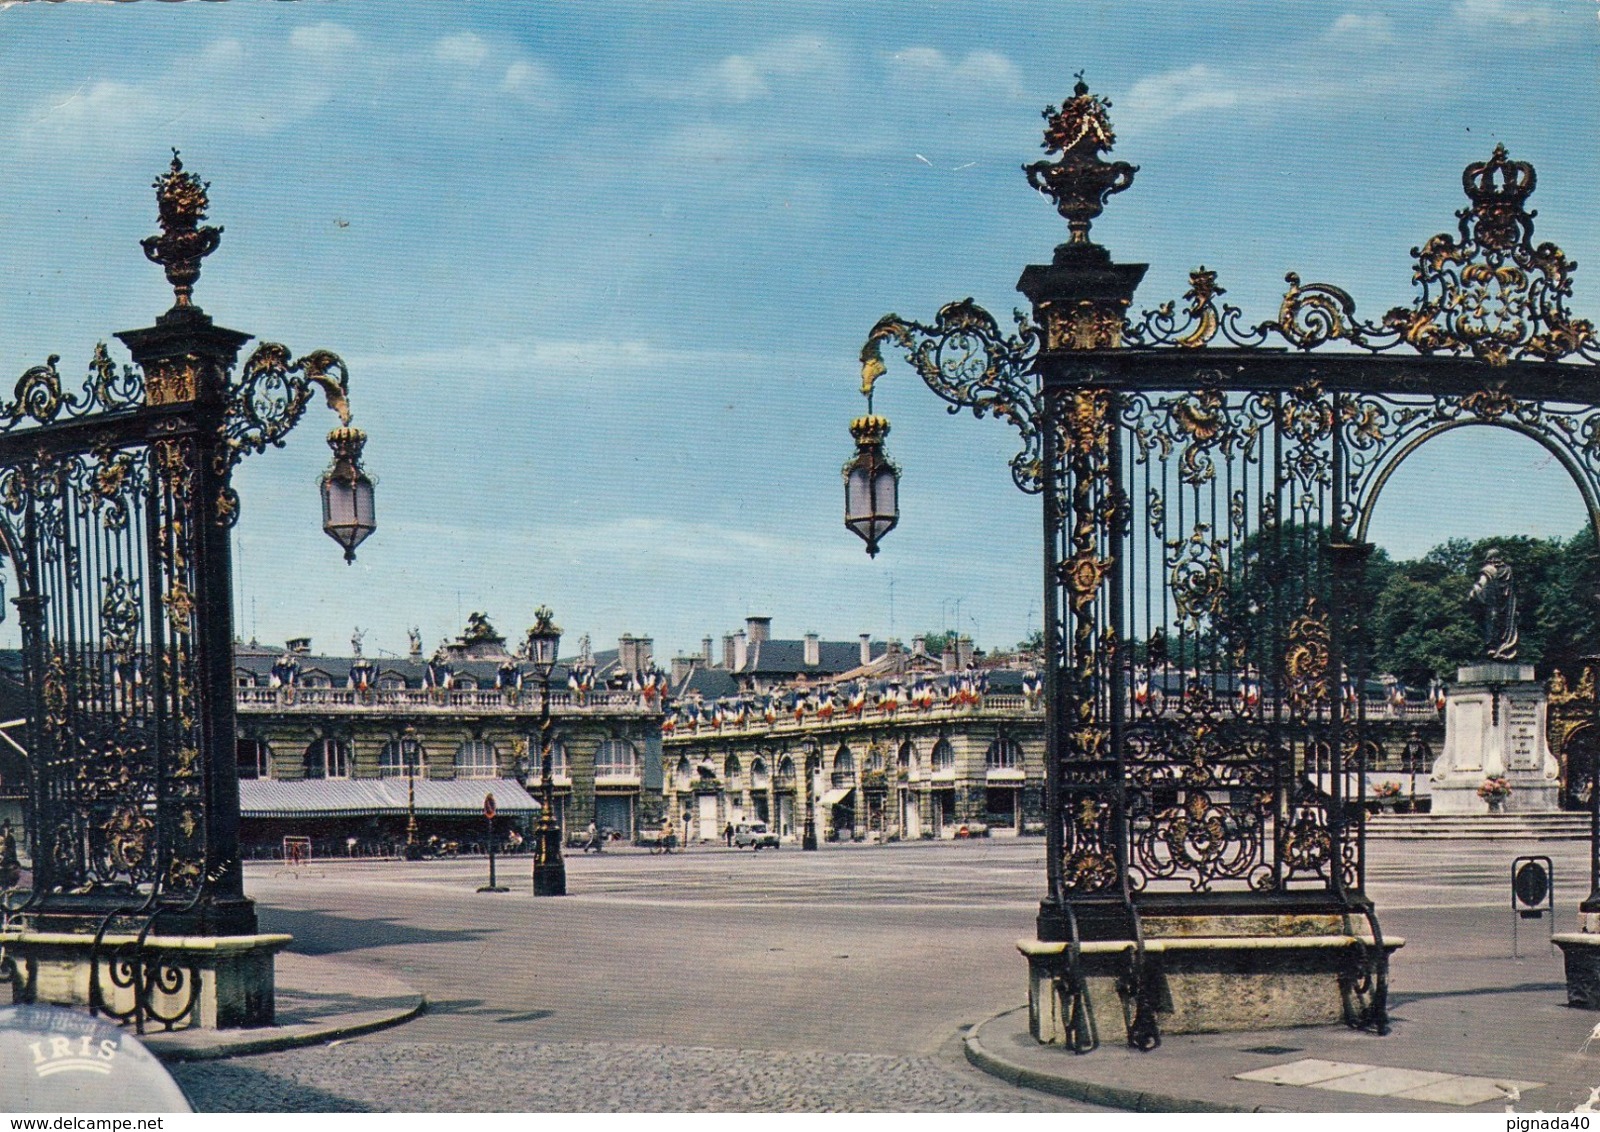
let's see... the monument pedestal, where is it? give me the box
[1431,663,1560,814]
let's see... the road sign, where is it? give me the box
[1512,854,1555,957]
[478,793,507,893]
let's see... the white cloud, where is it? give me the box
[674,36,839,103]
[885,46,1023,97]
[1120,64,1253,129]
[435,32,491,69]
[24,78,167,141]
[501,58,557,105]
[1324,13,1395,42]
[712,56,768,102]
[348,337,785,383]
[289,23,359,56]
[1454,0,1557,27]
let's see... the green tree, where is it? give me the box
[1369,533,1590,682]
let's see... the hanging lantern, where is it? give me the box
[526,606,563,679]
[319,425,376,563]
[843,413,899,557]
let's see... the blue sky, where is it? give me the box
[0,1,1596,661]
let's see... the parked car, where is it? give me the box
[732,821,780,850]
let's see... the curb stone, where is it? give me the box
[962,1005,1282,1114]
[148,994,426,1062]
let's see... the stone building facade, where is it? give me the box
[662,698,1045,843]
[232,617,665,856]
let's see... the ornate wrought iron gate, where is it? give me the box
[859,80,1600,1048]
[1,156,359,1028]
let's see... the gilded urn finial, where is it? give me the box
[1024,76,1138,246]
[140,149,224,310]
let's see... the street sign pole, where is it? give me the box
[478,793,508,893]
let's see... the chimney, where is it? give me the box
[702,637,714,665]
[746,616,771,645]
[957,635,974,669]
[671,655,692,684]
[734,630,748,672]
[619,634,639,674]
[804,633,820,666]
[637,636,654,672]
[860,633,872,667]
[887,639,902,656]
[723,634,736,670]
[912,634,926,657]
[287,637,311,655]
[941,644,956,673]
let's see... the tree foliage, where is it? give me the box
[1369,529,1600,683]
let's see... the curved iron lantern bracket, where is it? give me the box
[859,299,1044,494]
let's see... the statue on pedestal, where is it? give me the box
[1469,547,1519,661]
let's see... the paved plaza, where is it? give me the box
[168,836,1598,1112]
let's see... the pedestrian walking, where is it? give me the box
[586,820,602,854]
[724,821,734,848]
[0,824,19,890]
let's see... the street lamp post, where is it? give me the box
[801,738,821,851]
[527,607,566,896]
[403,727,421,861]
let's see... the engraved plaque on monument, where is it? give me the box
[1508,699,1542,772]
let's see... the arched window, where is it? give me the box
[595,739,638,777]
[866,745,885,773]
[236,739,270,780]
[455,740,497,779]
[674,755,692,790]
[525,736,569,778]
[931,739,955,774]
[751,757,770,789]
[986,738,1024,771]
[304,738,350,779]
[776,755,795,781]
[724,753,742,782]
[898,740,919,779]
[379,737,426,778]
[832,745,855,788]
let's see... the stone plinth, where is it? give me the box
[2,931,292,1030]
[1020,914,1404,1043]
[1431,663,1560,813]
[1554,933,1600,1009]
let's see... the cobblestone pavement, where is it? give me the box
[170,841,1100,1111]
[169,836,1590,1111]
[171,1038,1092,1112]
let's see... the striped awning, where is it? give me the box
[240,777,540,819]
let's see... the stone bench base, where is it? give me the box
[1021,927,1405,1044]
[2,930,292,1031]
[1552,933,1600,1009]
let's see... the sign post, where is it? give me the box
[1512,855,1555,957]
[478,793,508,893]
